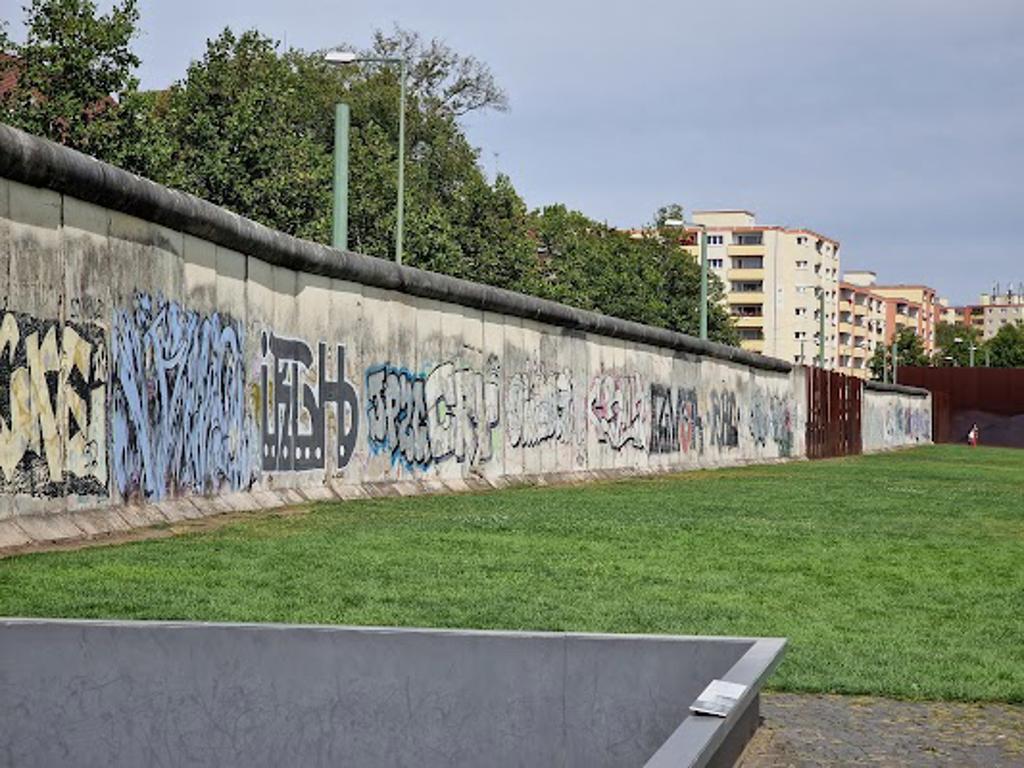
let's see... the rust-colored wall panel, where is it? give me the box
[898,367,1024,447]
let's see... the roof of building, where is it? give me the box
[691,209,756,216]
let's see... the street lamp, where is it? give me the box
[325,50,408,265]
[664,218,708,341]
[953,336,977,368]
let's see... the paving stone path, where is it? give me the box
[738,693,1024,767]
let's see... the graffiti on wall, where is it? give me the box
[505,367,575,448]
[885,402,930,444]
[589,373,647,450]
[749,389,794,457]
[0,311,107,496]
[364,365,430,469]
[649,384,702,455]
[260,332,359,473]
[366,356,500,469]
[708,390,740,449]
[112,295,251,500]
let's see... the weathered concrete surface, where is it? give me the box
[862,384,932,453]
[0,619,785,768]
[0,125,930,544]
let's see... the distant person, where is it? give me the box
[968,423,980,448]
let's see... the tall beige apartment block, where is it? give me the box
[838,271,888,378]
[683,210,840,367]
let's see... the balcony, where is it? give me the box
[741,338,766,353]
[728,292,765,305]
[727,267,765,282]
[727,244,765,257]
[733,315,764,329]
[853,304,867,316]
[839,300,852,313]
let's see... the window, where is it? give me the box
[734,232,763,246]
[796,260,808,268]
[794,331,807,340]
[707,234,724,245]
[795,307,807,317]
[709,258,724,269]
[796,236,807,245]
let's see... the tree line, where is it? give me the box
[869,320,1024,380]
[0,0,738,345]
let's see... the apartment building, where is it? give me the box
[978,288,1024,338]
[836,272,888,378]
[869,285,941,356]
[683,210,840,366]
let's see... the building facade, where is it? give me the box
[837,273,888,378]
[683,210,841,367]
[870,285,941,356]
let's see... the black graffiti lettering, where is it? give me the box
[260,332,359,472]
[709,390,740,449]
[649,384,703,455]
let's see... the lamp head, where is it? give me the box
[325,50,359,65]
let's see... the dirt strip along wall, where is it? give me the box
[0,126,928,522]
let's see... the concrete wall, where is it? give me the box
[0,619,785,768]
[0,126,813,525]
[0,126,928,532]
[862,383,932,453]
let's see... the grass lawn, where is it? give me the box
[1,445,1022,702]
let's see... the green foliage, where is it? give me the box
[0,0,140,161]
[3,446,1023,702]
[124,28,539,294]
[933,321,983,367]
[869,326,930,380]
[985,321,1024,368]
[652,202,685,227]
[1,7,737,348]
[529,205,738,345]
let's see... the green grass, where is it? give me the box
[2,445,1023,702]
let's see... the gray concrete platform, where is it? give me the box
[0,618,785,767]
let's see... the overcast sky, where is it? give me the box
[4,1,1022,303]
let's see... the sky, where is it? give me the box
[3,0,1022,304]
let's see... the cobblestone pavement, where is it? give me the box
[737,693,1024,767]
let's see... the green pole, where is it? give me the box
[892,340,898,385]
[819,290,826,368]
[986,347,991,367]
[969,344,975,368]
[395,60,406,265]
[331,103,350,251]
[699,227,708,341]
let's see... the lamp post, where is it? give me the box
[664,218,708,341]
[325,50,407,265]
[816,288,826,368]
[954,336,978,368]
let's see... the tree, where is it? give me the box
[869,327,929,381]
[933,321,982,367]
[0,0,141,162]
[985,321,1024,368]
[529,205,737,345]
[3,12,740,350]
[652,203,685,228]
[130,27,540,294]
[365,26,507,117]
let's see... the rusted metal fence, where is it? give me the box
[898,367,1024,448]
[806,368,863,459]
